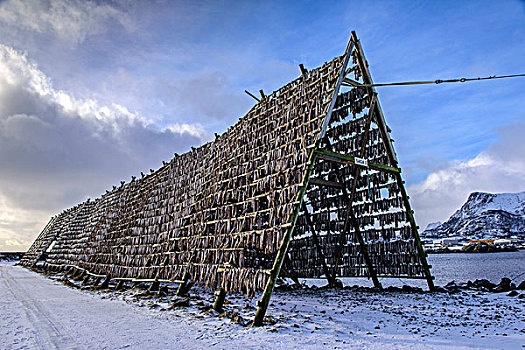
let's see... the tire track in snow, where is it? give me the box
[1,265,79,350]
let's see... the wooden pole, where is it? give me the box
[299,64,308,76]
[350,31,434,291]
[213,288,226,312]
[100,275,111,289]
[82,274,91,285]
[252,34,355,327]
[328,97,382,289]
[301,202,334,285]
[280,262,302,288]
[245,90,260,102]
[115,279,124,290]
[176,271,191,296]
[149,276,160,292]
[93,276,103,287]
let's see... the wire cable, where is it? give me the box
[342,73,525,88]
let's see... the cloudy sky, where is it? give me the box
[0,0,524,251]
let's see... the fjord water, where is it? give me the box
[428,250,525,286]
[331,250,525,289]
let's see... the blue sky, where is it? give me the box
[0,0,524,250]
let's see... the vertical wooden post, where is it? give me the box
[82,274,91,285]
[176,271,191,296]
[213,288,226,312]
[149,276,160,292]
[115,279,124,290]
[252,35,355,327]
[351,31,434,291]
[100,275,111,289]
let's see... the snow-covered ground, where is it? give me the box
[1,262,524,349]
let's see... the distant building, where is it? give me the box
[434,237,461,247]
[493,239,512,246]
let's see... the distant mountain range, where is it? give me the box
[421,191,525,239]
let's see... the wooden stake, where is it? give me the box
[74,270,86,281]
[82,274,91,285]
[93,276,102,286]
[115,280,124,290]
[149,276,160,292]
[176,272,192,296]
[244,90,260,102]
[213,288,226,312]
[299,64,308,76]
[100,275,111,289]
[281,260,302,288]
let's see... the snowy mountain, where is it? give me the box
[422,191,525,239]
[424,222,442,231]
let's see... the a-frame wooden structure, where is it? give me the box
[253,31,434,325]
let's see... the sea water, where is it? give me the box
[305,250,525,288]
[428,250,525,286]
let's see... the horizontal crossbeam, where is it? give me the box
[309,177,345,189]
[315,148,400,174]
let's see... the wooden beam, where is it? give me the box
[309,177,345,189]
[342,77,364,87]
[259,89,266,99]
[315,148,401,174]
[176,271,191,296]
[280,262,302,288]
[100,275,111,289]
[301,202,335,285]
[252,151,317,326]
[149,274,160,292]
[244,90,260,102]
[350,30,434,291]
[318,40,356,139]
[299,64,308,76]
[213,288,226,312]
[252,33,356,327]
[350,31,397,165]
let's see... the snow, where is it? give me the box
[462,191,525,217]
[423,191,525,238]
[425,222,442,231]
[1,262,524,349]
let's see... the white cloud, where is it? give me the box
[167,123,209,140]
[0,44,208,251]
[0,192,47,252]
[0,0,130,44]
[409,122,525,230]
